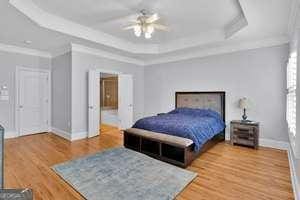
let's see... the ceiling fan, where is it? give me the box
[123,9,169,39]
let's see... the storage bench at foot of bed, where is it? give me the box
[123,128,197,168]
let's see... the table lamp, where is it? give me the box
[239,97,251,122]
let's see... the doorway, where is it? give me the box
[100,73,119,132]
[16,67,50,136]
[88,69,133,138]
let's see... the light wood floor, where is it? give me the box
[100,123,119,132]
[4,127,294,200]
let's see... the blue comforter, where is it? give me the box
[133,108,225,152]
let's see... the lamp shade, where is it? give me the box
[239,98,250,109]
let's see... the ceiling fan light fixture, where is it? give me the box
[146,25,154,34]
[145,32,152,39]
[134,25,142,37]
[123,9,168,39]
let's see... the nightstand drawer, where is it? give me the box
[233,125,255,132]
[234,138,255,146]
[233,128,255,135]
[233,133,255,140]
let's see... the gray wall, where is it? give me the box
[0,51,51,132]
[144,45,289,141]
[51,52,72,132]
[71,51,144,133]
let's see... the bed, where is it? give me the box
[124,92,225,168]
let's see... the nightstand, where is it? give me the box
[230,120,259,149]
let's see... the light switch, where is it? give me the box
[0,85,9,101]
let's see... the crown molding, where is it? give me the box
[51,43,146,65]
[71,43,145,66]
[0,35,289,66]
[9,0,249,55]
[225,0,248,38]
[0,42,145,65]
[158,30,225,54]
[158,3,248,54]
[225,13,248,38]
[50,44,72,57]
[145,35,289,65]
[0,43,51,58]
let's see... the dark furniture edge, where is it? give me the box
[123,130,224,168]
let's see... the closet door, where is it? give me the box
[88,70,100,137]
[118,74,133,129]
[18,68,50,136]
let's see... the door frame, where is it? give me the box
[89,68,133,135]
[15,66,51,137]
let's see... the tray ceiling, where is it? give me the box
[31,0,243,43]
[1,0,292,65]
[9,0,251,53]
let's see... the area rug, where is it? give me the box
[52,147,197,200]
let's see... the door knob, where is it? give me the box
[19,105,23,108]
[89,106,94,109]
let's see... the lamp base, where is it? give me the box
[242,108,248,121]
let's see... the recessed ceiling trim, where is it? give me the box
[225,13,248,38]
[145,35,289,66]
[51,44,72,57]
[71,43,145,66]
[9,0,249,55]
[0,35,289,67]
[158,30,225,54]
[225,0,248,38]
[0,43,51,58]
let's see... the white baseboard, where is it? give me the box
[225,132,230,141]
[287,145,300,200]
[4,131,18,139]
[226,137,289,150]
[51,127,88,141]
[259,138,290,150]
[71,131,87,141]
[51,127,72,141]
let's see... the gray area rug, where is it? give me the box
[52,147,197,200]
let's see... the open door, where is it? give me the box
[118,74,133,130]
[88,70,100,138]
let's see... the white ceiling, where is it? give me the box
[0,0,293,65]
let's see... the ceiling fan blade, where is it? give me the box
[97,13,139,26]
[146,13,160,23]
[152,24,169,31]
[122,25,137,30]
[128,19,139,23]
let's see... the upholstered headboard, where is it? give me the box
[175,92,225,121]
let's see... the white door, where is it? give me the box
[88,70,100,138]
[18,69,50,136]
[118,74,133,130]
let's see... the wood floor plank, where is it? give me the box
[4,128,294,200]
